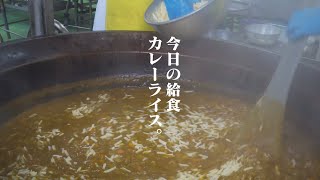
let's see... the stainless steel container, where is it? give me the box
[245,24,282,46]
[227,0,251,15]
[144,0,225,40]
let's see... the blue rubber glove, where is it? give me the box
[288,8,320,40]
[164,0,199,20]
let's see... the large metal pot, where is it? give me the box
[0,31,320,159]
[145,0,225,39]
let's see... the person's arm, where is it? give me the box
[288,8,320,40]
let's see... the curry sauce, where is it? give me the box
[0,78,319,179]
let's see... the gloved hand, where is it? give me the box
[164,0,199,20]
[288,8,320,40]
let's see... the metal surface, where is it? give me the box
[145,0,225,39]
[0,31,320,151]
[227,0,250,15]
[43,0,54,35]
[29,0,44,36]
[29,0,54,37]
[245,24,282,46]
[67,25,91,30]
[54,19,69,33]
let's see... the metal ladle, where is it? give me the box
[240,39,306,158]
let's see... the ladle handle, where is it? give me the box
[264,39,307,105]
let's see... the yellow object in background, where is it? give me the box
[106,0,155,31]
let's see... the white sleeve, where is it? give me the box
[93,0,107,31]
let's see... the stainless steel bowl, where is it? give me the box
[144,0,225,40]
[245,24,282,46]
[227,0,250,15]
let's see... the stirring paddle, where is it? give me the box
[239,39,306,158]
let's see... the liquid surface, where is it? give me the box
[239,96,285,159]
[0,79,319,179]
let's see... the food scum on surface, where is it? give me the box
[0,87,318,179]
